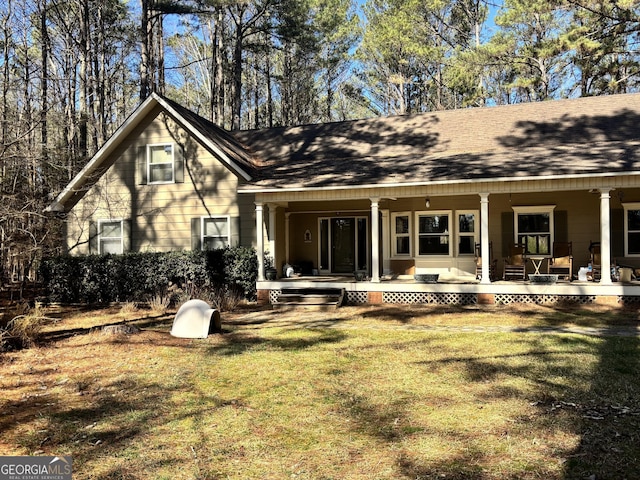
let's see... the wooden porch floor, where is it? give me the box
[266,274,639,287]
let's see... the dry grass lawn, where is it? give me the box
[1,302,640,479]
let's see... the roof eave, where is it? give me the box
[238,170,640,195]
[154,96,253,182]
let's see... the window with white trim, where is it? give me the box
[202,216,230,250]
[147,143,175,184]
[391,212,411,256]
[416,211,451,256]
[99,220,123,254]
[457,211,478,255]
[623,203,640,256]
[513,206,555,256]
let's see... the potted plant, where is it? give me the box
[265,256,277,280]
[414,273,439,284]
[354,270,367,281]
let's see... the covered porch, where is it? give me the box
[233,94,640,308]
[251,179,640,307]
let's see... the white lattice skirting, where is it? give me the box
[268,289,638,306]
[383,292,478,305]
[345,291,369,305]
[269,289,281,304]
[618,295,640,304]
[494,294,597,305]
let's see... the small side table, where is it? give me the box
[528,256,547,276]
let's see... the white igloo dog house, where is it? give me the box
[170,299,221,338]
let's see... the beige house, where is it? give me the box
[47,95,259,255]
[47,92,640,306]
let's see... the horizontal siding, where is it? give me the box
[67,111,255,254]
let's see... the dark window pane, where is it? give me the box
[629,232,640,254]
[628,210,640,231]
[518,213,549,233]
[419,215,448,234]
[150,163,173,183]
[459,214,475,233]
[101,239,122,254]
[459,236,474,255]
[320,219,329,270]
[357,218,368,270]
[419,236,450,255]
[396,237,410,255]
[395,216,409,234]
[203,237,227,250]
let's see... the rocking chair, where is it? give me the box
[589,241,601,281]
[503,243,527,280]
[548,241,573,280]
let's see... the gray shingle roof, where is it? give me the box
[232,94,640,190]
[160,96,262,177]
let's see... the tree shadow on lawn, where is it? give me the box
[37,312,175,343]
[3,373,237,478]
[398,327,640,479]
[355,303,640,329]
[532,305,640,480]
[559,324,640,479]
[223,307,361,328]
[531,303,640,329]
[316,306,640,479]
[355,304,477,324]
[207,327,349,356]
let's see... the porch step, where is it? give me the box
[273,288,345,310]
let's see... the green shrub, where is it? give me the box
[40,247,258,304]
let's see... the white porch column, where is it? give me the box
[267,203,277,262]
[479,193,491,284]
[256,202,265,281]
[370,198,381,283]
[285,212,291,265]
[600,189,613,285]
[381,209,391,276]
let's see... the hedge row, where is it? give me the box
[39,247,258,304]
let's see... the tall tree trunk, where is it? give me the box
[39,0,48,165]
[155,9,164,94]
[232,10,244,131]
[266,50,273,128]
[1,0,11,170]
[253,52,260,129]
[93,1,106,147]
[140,0,151,99]
[66,29,77,179]
[325,63,334,122]
[211,8,224,125]
[78,0,89,160]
